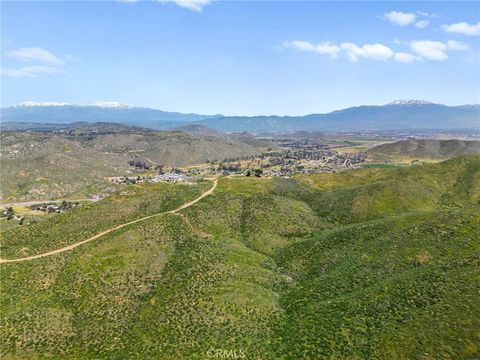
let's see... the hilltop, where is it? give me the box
[170,124,225,138]
[370,139,480,159]
[1,156,479,358]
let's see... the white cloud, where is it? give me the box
[443,22,480,36]
[409,40,469,61]
[6,47,69,66]
[383,11,417,26]
[415,20,429,29]
[3,47,75,78]
[284,40,393,62]
[119,0,212,11]
[1,65,65,77]
[416,11,430,17]
[283,40,315,52]
[283,37,468,64]
[383,11,432,28]
[284,40,395,62]
[410,40,448,61]
[447,40,469,51]
[394,52,420,63]
[283,40,340,58]
[157,0,212,12]
[341,43,394,62]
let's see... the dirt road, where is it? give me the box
[0,179,218,264]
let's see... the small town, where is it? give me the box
[182,141,370,177]
[116,143,370,184]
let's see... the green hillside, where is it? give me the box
[1,156,479,359]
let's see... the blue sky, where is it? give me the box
[1,1,479,115]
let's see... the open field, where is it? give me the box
[1,156,479,358]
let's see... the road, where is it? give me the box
[0,178,218,264]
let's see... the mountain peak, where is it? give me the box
[387,99,434,106]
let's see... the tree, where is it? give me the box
[6,207,14,220]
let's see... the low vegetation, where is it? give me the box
[1,156,479,359]
[0,180,210,259]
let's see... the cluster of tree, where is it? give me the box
[153,164,184,175]
[154,164,165,173]
[128,160,150,170]
[206,155,257,165]
[217,162,242,172]
[0,207,25,224]
[1,207,15,220]
[59,200,80,211]
[245,169,263,177]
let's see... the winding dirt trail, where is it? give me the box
[0,179,218,264]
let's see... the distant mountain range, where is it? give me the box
[1,102,221,129]
[1,100,479,133]
[200,102,479,132]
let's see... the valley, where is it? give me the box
[1,121,479,358]
[3,122,479,205]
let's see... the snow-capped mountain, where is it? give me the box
[16,101,134,109]
[85,101,134,109]
[387,100,434,106]
[16,101,71,107]
[2,102,222,129]
[2,101,478,132]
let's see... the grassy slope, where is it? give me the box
[274,208,480,359]
[0,181,211,259]
[1,156,479,359]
